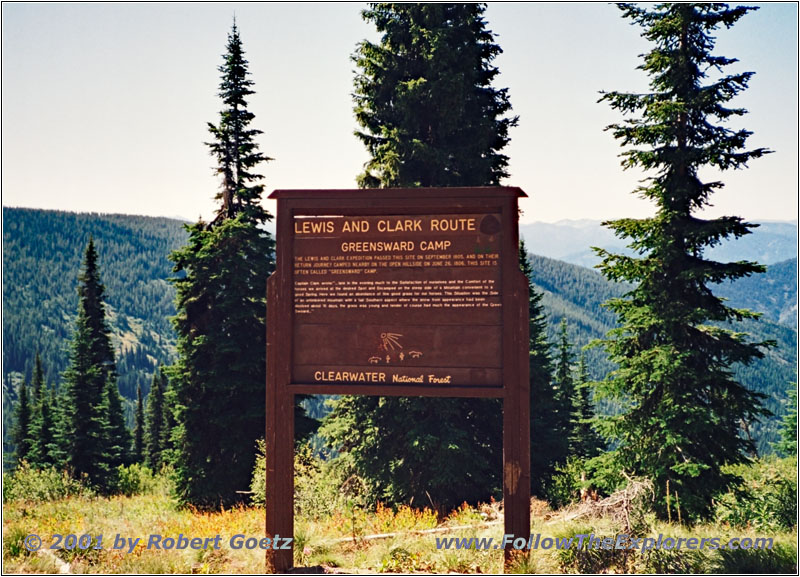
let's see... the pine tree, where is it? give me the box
[776,382,797,457]
[132,384,145,464]
[169,22,313,506]
[570,352,602,459]
[12,379,32,465]
[595,3,771,519]
[323,4,518,508]
[145,369,165,470]
[519,242,559,497]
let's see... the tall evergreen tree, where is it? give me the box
[354,3,516,187]
[58,238,127,491]
[169,22,313,506]
[145,369,165,470]
[102,378,132,470]
[520,242,559,497]
[132,384,145,464]
[323,3,518,508]
[595,3,771,519]
[570,352,603,459]
[28,354,55,467]
[12,379,32,465]
[554,318,576,428]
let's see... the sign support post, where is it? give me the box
[265,187,530,573]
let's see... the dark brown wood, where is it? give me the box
[503,272,531,570]
[265,187,530,573]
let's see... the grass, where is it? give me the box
[4,488,796,573]
[3,459,798,574]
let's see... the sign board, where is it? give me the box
[265,188,530,571]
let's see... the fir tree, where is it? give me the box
[145,369,165,470]
[169,22,313,506]
[132,384,145,464]
[12,379,32,465]
[570,352,603,459]
[102,378,132,471]
[519,242,559,497]
[58,239,126,491]
[323,4,518,508]
[354,3,516,187]
[554,318,576,429]
[595,3,771,519]
[28,354,55,467]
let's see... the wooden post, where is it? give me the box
[265,269,295,571]
[502,271,531,570]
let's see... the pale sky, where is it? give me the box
[2,3,797,224]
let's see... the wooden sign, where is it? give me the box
[266,188,530,572]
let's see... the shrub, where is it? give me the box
[714,457,797,531]
[251,438,368,519]
[115,463,159,497]
[3,462,92,504]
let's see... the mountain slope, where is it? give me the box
[521,220,797,270]
[2,208,795,457]
[2,207,188,400]
[527,253,797,453]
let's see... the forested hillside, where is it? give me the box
[2,208,188,402]
[3,207,795,456]
[527,253,797,453]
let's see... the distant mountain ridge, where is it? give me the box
[521,219,797,268]
[2,207,796,456]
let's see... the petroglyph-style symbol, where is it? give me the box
[379,332,403,351]
[408,350,423,359]
[368,356,381,364]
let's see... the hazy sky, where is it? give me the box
[2,3,797,224]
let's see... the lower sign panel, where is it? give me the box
[292,324,503,387]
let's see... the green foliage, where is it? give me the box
[115,463,159,497]
[571,352,603,459]
[594,3,772,520]
[709,543,797,574]
[3,462,93,504]
[251,439,368,520]
[323,2,517,510]
[11,380,32,465]
[353,3,517,187]
[58,239,131,492]
[144,368,167,470]
[2,206,185,406]
[132,384,144,463]
[169,22,312,507]
[714,456,797,531]
[776,382,797,457]
[520,243,561,497]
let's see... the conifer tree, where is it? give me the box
[519,242,559,497]
[58,239,127,491]
[132,384,145,464]
[323,3,518,507]
[12,379,32,465]
[595,3,771,519]
[145,369,165,470]
[102,378,131,470]
[169,22,313,506]
[29,354,55,467]
[570,352,603,459]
